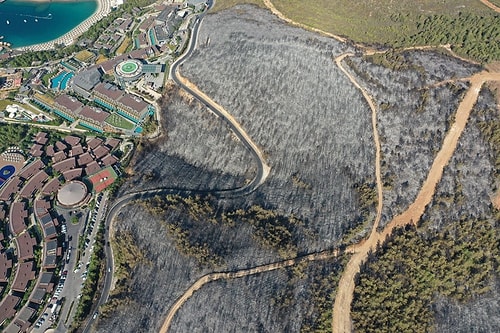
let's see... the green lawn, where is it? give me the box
[105,114,135,130]
[0,99,41,115]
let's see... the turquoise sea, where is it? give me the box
[0,0,97,48]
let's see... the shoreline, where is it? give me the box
[15,0,112,52]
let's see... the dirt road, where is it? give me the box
[159,248,341,332]
[175,73,271,186]
[480,0,500,13]
[332,70,500,333]
[332,53,384,332]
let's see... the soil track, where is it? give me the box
[480,0,500,13]
[155,2,500,332]
[159,248,341,333]
[332,70,500,333]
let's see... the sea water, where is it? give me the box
[0,0,97,48]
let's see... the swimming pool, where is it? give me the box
[60,72,74,90]
[50,71,68,89]
[0,164,16,187]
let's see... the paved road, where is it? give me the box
[84,1,272,331]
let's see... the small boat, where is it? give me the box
[35,19,38,22]
[23,19,27,23]
[6,20,9,25]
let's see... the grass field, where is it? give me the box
[0,99,40,115]
[74,50,95,62]
[271,0,492,43]
[105,113,135,130]
[214,0,499,62]
[116,37,131,56]
[211,0,264,12]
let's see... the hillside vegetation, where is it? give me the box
[351,85,500,332]
[215,0,499,62]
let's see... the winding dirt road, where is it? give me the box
[332,69,500,333]
[159,248,341,332]
[156,1,500,332]
[175,73,271,186]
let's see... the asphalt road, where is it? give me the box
[84,1,270,331]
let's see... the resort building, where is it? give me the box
[11,261,35,292]
[9,202,28,236]
[52,94,83,122]
[93,83,153,123]
[78,106,110,133]
[15,233,36,262]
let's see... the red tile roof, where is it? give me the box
[93,145,110,160]
[41,178,60,196]
[77,152,94,167]
[0,295,20,326]
[54,94,83,113]
[45,145,55,157]
[87,137,104,150]
[12,261,35,292]
[19,170,49,198]
[70,144,84,157]
[64,135,81,146]
[0,252,12,283]
[94,82,124,100]
[101,154,119,166]
[18,160,45,181]
[55,141,67,151]
[9,202,28,236]
[84,161,101,175]
[63,168,83,181]
[79,106,110,123]
[104,137,121,151]
[52,150,67,163]
[52,157,76,173]
[0,176,22,201]
[15,233,36,261]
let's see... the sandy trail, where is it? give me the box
[175,73,271,185]
[332,70,500,333]
[159,248,341,333]
[480,0,500,13]
[157,2,500,332]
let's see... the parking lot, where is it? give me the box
[31,192,108,332]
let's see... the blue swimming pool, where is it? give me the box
[50,71,68,89]
[60,72,74,90]
[0,164,16,187]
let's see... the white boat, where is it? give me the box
[6,20,9,25]
[23,19,27,23]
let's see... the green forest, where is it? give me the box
[399,13,500,63]
[351,218,499,332]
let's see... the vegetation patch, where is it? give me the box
[116,37,131,56]
[266,0,498,62]
[211,0,264,12]
[105,113,135,130]
[352,219,499,333]
[0,123,38,152]
[74,50,95,62]
[142,195,302,262]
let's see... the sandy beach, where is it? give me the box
[16,0,112,51]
